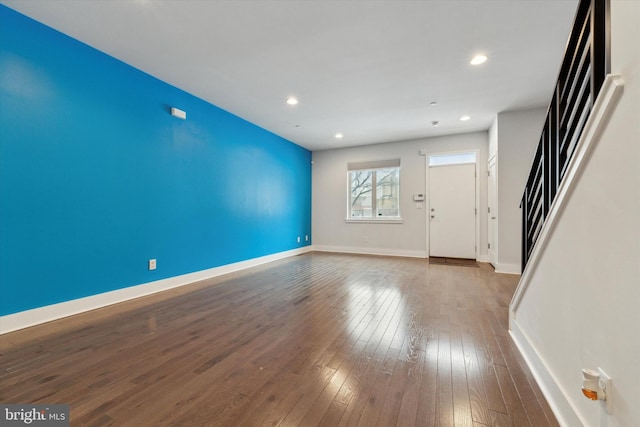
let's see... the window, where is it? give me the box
[428,152,476,167]
[348,159,400,220]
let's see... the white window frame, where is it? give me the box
[346,159,403,224]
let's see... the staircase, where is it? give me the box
[520,0,610,272]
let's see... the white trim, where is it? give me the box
[487,155,498,266]
[0,246,312,334]
[510,319,585,427]
[344,218,404,224]
[510,75,624,312]
[313,245,427,259]
[495,262,521,275]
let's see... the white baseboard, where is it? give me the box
[495,262,521,275]
[313,245,489,262]
[509,317,585,427]
[0,246,312,335]
[505,74,624,427]
[312,245,427,259]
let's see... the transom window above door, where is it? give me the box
[428,152,476,167]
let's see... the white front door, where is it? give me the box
[488,158,497,266]
[429,163,476,259]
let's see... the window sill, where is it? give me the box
[345,218,404,224]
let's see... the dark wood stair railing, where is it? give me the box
[521,0,610,272]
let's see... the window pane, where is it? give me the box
[428,152,476,166]
[350,170,373,217]
[376,168,399,217]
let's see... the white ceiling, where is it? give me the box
[2,0,579,151]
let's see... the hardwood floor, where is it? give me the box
[0,253,558,426]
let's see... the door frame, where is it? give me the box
[487,154,498,266]
[425,149,480,259]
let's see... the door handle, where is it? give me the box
[491,216,496,219]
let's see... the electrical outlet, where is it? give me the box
[297,236,301,243]
[598,367,612,414]
[148,259,157,270]
[305,235,309,241]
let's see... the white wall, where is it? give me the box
[495,108,547,273]
[511,1,640,426]
[312,132,488,259]
[489,117,498,160]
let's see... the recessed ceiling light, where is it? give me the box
[335,133,343,139]
[430,101,438,107]
[470,54,487,65]
[460,115,471,121]
[432,121,440,127]
[286,97,298,105]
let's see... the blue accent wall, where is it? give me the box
[0,6,312,316]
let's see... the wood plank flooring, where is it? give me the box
[0,253,559,426]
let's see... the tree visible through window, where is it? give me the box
[349,166,400,218]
